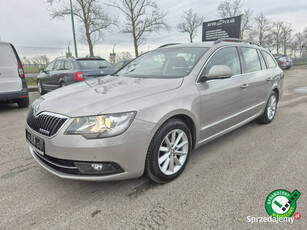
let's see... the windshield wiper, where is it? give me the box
[99,66,108,68]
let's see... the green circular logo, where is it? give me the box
[265,189,301,218]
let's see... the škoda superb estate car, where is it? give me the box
[26,39,284,183]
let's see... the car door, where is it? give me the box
[39,61,54,91]
[0,43,21,93]
[49,60,63,90]
[197,46,248,142]
[238,47,273,120]
[60,60,74,85]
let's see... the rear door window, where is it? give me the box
[261,51,277,68]
[0,44,16,67]
[53,60,63,71]
[241,48,261,73]
[202,47,241,76]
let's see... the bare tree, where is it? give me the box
[40,55,50,65]
[272,21,284,54]
[177,9,205,43]
[251,13,271,46]
[289,40,298,58]
[295,33,305,57]
[31,55,50,66]
[281,24,292,55]
[116,51,132,62]
[262,33,275,52]
[217,0,242,18]
[21,57,31,65]
[47,0,117,56]
[303,27,307,54]
[217,0,252,39]
[109,0,169,57]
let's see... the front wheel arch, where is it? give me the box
[145,118,192,183]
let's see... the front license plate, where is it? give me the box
[26,129,45,154]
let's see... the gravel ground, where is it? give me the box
[0,66,306,230]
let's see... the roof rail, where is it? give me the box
[158,43,181,48]
[214,38,259,46]
[76,56,103,59]
[55,56,71,59]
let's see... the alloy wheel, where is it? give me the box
[158,129,189,176]
[38,81,42,94]
[267,94,277,120]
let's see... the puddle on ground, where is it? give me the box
[293,87,307,94]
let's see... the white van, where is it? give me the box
[0,41,29,108]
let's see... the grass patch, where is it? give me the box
[23,66,45,74]
[26,77,37,86]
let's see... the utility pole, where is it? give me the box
[112,43,117,64]
[70,0,78,57]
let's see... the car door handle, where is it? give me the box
[240,84,249,89]
[266,77,273,82]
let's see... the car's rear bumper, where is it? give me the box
[0,78,28,100]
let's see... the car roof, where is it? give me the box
[53,57,107,61]
[158,40,264,50]
[0,41,12,46]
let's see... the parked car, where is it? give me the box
[37,57,115,95]
[274,56,292,70]
[286,57,293,68]
[113,59,132,69]
[26,39,284,183]
[0,41,29,108]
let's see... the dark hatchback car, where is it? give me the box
[113,59,132,69]
[37,57,115,95]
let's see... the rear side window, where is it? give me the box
[241,48,261,73]
[0,44,16,67]
[257,50,267,70]
[203,47,241,76]
[64,61,73,70]
[261,51,277,68]
[77,59,113,69]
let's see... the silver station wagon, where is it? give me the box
[26,39,284,183]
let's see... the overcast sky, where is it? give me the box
[0,0,306,59]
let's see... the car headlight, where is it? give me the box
[65,112,136,139]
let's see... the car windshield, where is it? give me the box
[115,47,208,78]
[77,59,113,69]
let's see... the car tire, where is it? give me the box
[17,97,29,108]
[60,81,66,87]
[37,80,46,95]
[145,119,192,183]
[257,91,278,124]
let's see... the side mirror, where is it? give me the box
[199,65,233,82]
[39,68,45,73]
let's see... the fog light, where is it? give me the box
[91,163,103,171]
[74,162,122,175]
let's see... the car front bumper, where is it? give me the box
[26,118,156,181]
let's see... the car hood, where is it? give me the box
[38,76,183,117]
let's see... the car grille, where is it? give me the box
[27,107,68,137]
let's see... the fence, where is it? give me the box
[293,57,307,66]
